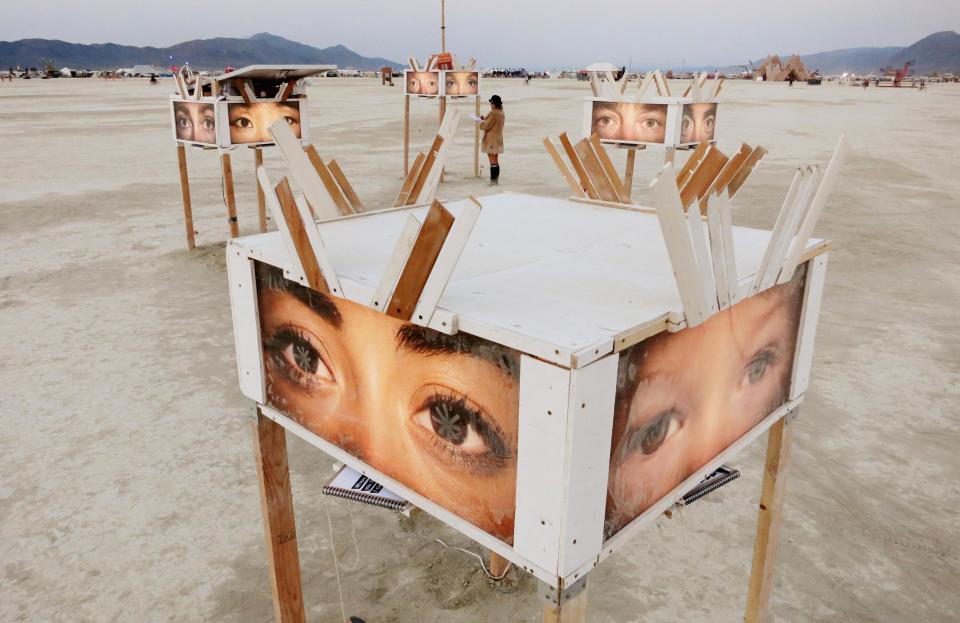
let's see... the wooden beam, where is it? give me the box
[252,409,306,623]
[544,138,587,198]
[303,145,352,216]
[745,413,796,623]
[675,141,710,188]
[235,79,255,103]
[269,119,339,220]
[386,200,455,320]
[403,94,411,175]
[574,138,620,203]
[406,135,445,206]
[220,152,240,238]
[327,159,364,213]
[543,585,589,623]
[589,134,630,203]
[276,80,296,102]
[474,95,481,178]
[623,148,637,201]
[489,552,510,578]
[680,146,728,212]
[709,143,752,197]
[395,152,426,207]
[727,146,769,198]
[274,177,329,293]
[559,132,599,199]
[255,148,267,233]
[176,145,196,250]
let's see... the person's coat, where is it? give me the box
[480,109,505,154]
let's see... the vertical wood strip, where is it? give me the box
[543,138,586,197]
[745,414,795,623]
[395,153,426,207]
[386,200,454,319]
[588,134,629,202]
[221,152,240,238]
[303,145,352,216]
[327,159,364,213]
[623,148,637,201]
[177,145,196,250]
[559,132,598,199]
[403,94,411,175]
[543,585,589,623]
[252,410,306,623]
[274,177,328,293]
[255,147,267,232]
[474,95,481,178]
[574,139,619,203]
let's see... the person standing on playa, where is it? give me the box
[479,94,505,185]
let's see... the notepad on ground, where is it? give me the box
[323,465,413,514]
[677,465,740,507]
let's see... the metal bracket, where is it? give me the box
[538,575,588,607]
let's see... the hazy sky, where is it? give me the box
[2,0,958,69]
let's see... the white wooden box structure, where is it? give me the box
[404,69,482,97]
[583,96,720,148]
[170,65,334,149]
[226,187,833,589]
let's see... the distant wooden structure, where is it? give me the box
[755,55,811,82]
[381,66,394,86]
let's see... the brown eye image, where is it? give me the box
[445,71,479,96]
[681,102,718,143]
[406,71,441,95]
[255,264,520,542]
[226,102,302,144]
[605,268,806,537]
[172,101,216,144]
[591,101,668,144]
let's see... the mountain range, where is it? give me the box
[1,31,958,75]
[0,32,402,71]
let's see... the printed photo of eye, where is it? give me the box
[226,101,303,144]
[591,101,668,144]
[172,101,216,145]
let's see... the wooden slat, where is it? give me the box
[544,138,587,197]
[276,80,296,101]
[680,147,728,211]
[252,409,306,623]
[675,141,710,188]
[559,132,598,199]
[370,214,422,312]
[220,153,240,238]
[727,146,768,198]
[176,145,195,250]
[745,414,795,623]
[235,79,254,103]
[386,200,455,319]
[543,585,589,623]
[574,138,619,203]
[406,135,444,206]
[303,145,352,216]
[710,143,752,197]
[589,134,629,202]
[255,148,267,233]
[269,119,339,220]
[274,177,328,292]
[623,148,637,201]
[327,159,364,213]
[395,152,426,207]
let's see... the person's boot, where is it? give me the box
[489,164,500,186]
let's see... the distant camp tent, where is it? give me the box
[130,64,161,77]
[755,54,811,81]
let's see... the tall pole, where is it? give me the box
[441,0,446,52]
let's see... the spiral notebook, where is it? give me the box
[323,465,412,514]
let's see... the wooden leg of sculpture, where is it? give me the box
[253,409,306,623]
[403,94,410,176]
[745,410,796,623]
[255,147,267,233]
[221,152,240,238]
[474,95,481,178]
[624,147,637,201]
[177,145,195,250]
[542,580,589,623]
[439,96,446,183]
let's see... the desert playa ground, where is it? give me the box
[1,76,958,622]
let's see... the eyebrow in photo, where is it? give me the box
[256,264,342,328]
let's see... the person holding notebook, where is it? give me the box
[479,94,505,185]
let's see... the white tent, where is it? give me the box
[130,64,160,77]
[584,62,619,73]
[59,67,73,77]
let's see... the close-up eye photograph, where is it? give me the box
[1,0,957,622]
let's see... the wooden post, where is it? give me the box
[745,411,796,623]
[220,152,240,238]
[664,146,677,166]
[474,95,481,178]
[439,96,446,182]
[623,148,637,201]
[541,580,589,623]
[255,147,267,233]
[252,409,306,623]
[489,552,510,578]
[403,94,410,176]
[176,144,196,250]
